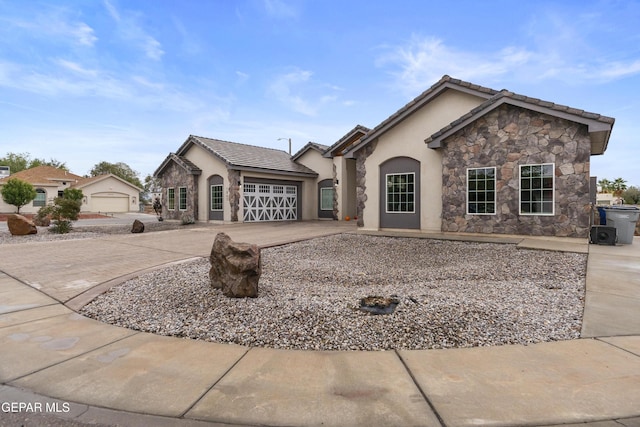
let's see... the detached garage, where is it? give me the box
[74,174,142,213]
[0,166,142,214]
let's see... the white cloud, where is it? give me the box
[263,0,298,19]
[376,36,536,95]
[267,69,317,116]
[377,33,640,96]
[3,9,97,47]
[56,59,98,77]
[103,0,164,61]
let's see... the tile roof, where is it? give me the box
[73,174,143,191]
[0,165,82,185]
[153,153,202,177]
[425,89,615,154]
[291,141,330,161]
[187,135,318,176]
[324,125,370,157]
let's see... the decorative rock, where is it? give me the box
[209,232,260,298]
[33,215,51,227]
[7,214,37,236]
[131,219,145,233]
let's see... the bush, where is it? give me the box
[37,188,83,234]
[0,178,36,213]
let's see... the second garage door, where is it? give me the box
[91,195,130,213]
[243,183,297,222]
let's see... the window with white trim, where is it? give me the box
[320,187,334,211]
[178,187,187,211]
[520,164,554,215]
[467,167,496,214]
[210,185,223,211]
[386,173,415,213]
[167,188,175,210]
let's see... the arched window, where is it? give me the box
[33,188,46,207]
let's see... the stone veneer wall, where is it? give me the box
[354,139,377,227]
[228,169,240,222]
[332,163,339,220]
[159,162,198,221]
[441,104,591,237]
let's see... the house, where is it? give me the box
[155,75,614,238]
[0,165,142,214]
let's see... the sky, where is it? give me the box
[1,0,639,186]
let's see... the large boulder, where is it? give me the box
[209,232,261,298]
[7,214,37,236]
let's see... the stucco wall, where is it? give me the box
[359,90,487,231]
[295,149,332,180]
[82,177,140,212]
[440,104,592,237]
[183,145,229,221]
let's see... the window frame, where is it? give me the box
[33,188,46,207]
[210,184,223,211]
[519,163,555,216]
[466,167,497,215]
[178,186,187,211]
[385,172,416,214]
[167,188,175,211]
[320,187,334,211]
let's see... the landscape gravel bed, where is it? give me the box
[81,234,587,351]
[0,222,187,244]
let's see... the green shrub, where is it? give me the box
[0,178,36,213]
[37,188,83,234]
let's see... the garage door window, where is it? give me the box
[243,183,297,221]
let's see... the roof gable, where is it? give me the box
[325,125,370,158]
[154,153,203,177]
[425,90,615,155]
[291,142,330,161]
[176,135,318,177]
[73,174,143,192]
[347,75,497,156]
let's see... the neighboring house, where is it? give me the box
[0,165,142,214]
[155,75,614,238]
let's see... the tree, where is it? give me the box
[0,152,67,174]
[143,174,161,204]
[622,186,640,205]
[0,153,29,174]
[0,178,37,213]
[89,161,143,189]
[611,178,628,197]
[597,178,613,193]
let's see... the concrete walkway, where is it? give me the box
[0,221,639,427]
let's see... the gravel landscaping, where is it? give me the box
[0,221,189,244]
[81,234,587,351]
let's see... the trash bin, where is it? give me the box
[597,206,607,225]
[603,206,640,244]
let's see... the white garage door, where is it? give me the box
[92,195,129,213]
[243,183,297,222]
